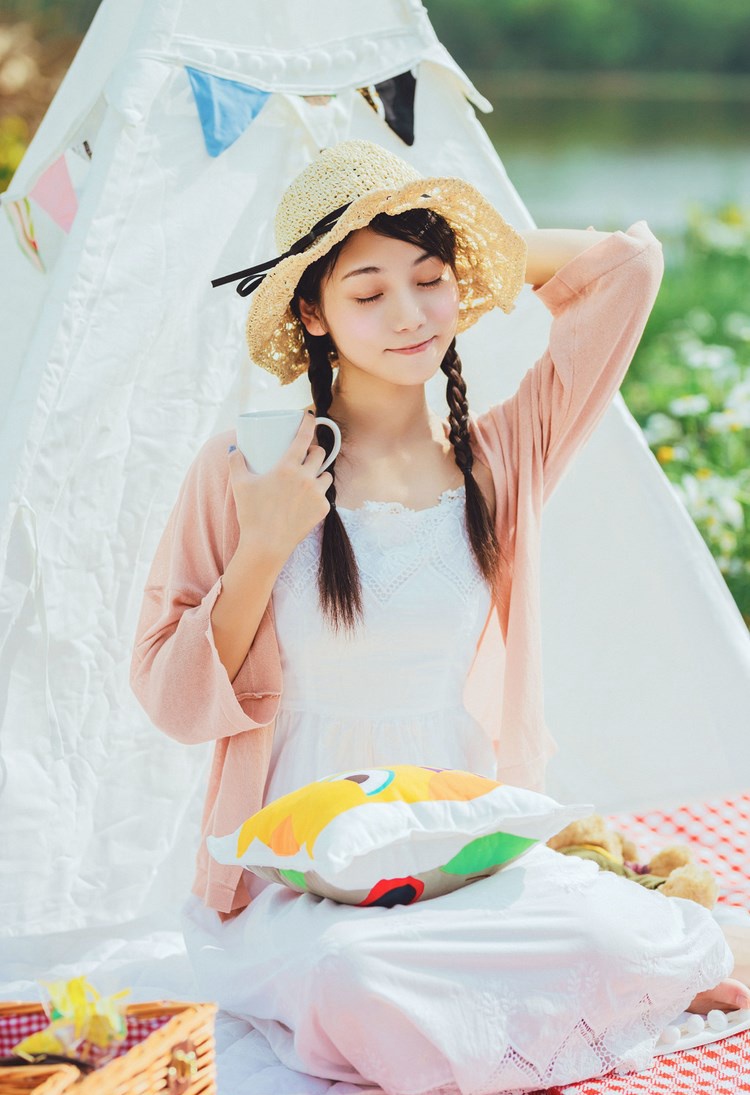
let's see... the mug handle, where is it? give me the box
[313,417,342,474]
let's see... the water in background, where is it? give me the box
[479,90,749,238]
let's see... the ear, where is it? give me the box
[297,297,328,337]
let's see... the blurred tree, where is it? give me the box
[422,0,750,74]
[0,0,102,37]
[1,0,748,155]
[1,0,748,73]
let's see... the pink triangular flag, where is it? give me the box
[29,154,78,233]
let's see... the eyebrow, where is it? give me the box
[340,251,437,281]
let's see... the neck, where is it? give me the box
[328,367,439,453]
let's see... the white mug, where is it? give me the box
[236,409,342,476]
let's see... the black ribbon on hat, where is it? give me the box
[211,201,353,297]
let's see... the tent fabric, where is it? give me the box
[0,3,748,1088]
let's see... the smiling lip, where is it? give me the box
[389,336,436,354]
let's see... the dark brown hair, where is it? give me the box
[290,207,505,633]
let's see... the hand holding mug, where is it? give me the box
[228,409,341,560]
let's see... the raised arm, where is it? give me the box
[474,220,665,508]
[519,226,615,290]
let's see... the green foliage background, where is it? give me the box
[422,0,750,74]
[621,206,750,625]
[2,0,750,72]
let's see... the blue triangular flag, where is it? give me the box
[186,66,271,157]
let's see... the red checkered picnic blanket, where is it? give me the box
[548,1032,750,1095]
[0,1007,170,1064]
[546,790,750,1095]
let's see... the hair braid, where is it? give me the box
[440,339,503,587]
[304,330,364,633]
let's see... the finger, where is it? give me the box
[285,412,318,463]
[227,445,253,480]
[301,444,328,472]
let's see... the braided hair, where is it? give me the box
[440,337,502,586]
[305,327,364,633]
[290,207,506,633]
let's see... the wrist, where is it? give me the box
[236,532,289,572]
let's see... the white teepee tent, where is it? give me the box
[1,0,748,954]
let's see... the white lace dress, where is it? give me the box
[181,486,733,1095]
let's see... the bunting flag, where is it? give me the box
[359,70,417,146]
[3,196,45,272]
[186,66,271,157]
[29,154,78,233]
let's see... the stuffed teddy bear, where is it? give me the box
[546,814,719,909]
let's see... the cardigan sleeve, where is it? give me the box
[474,220,664,506]
[129,433,282,745]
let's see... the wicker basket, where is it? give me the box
[0,1000,217,1094]
[0,1062,81,1093]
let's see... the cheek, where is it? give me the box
[330,306,383,347]
[431,284,460,324]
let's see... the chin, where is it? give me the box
[340,361,436,387]
[389,359,444,385]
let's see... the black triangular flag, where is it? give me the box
[361,70,416,147]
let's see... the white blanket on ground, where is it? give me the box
[2,903,748,1095]
[0,910,372,1094]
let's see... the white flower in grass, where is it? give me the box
[714,383,750,427]
[669,394,711,417]
[714,494,743,530]
[674,332,704,359]
[726,378,750,411]
[642,412,681,444]
[677,338,741,383]
[681,344,736,371]
[695,220,749,255]
[723,312,750,342]
[707,410,745,433]
[674,473,744,531]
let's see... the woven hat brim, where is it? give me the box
[245,176,528,385]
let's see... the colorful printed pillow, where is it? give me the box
[207,764,592,907]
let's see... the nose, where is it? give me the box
[390,288,426,333]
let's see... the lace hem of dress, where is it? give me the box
[465,937,733,1095]
[356,934,732,1095]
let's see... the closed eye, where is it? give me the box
[355,276,445,305]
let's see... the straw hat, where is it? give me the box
[212,139,528,386]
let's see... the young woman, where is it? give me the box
[130,140,749,1093]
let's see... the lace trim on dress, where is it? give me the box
[336,485,466,515]
[470,934,733,1095]
[274,484,489,609]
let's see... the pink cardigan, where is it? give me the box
[130,220,664,916]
